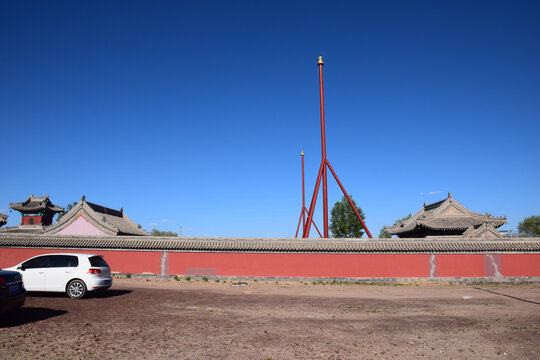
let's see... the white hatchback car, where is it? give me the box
[5,253,112,299]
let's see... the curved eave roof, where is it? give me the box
[0,234,538,253]
[386,217,508,235]
[10,204,64,213]
[417,217,507,231]
[0,213,7,226]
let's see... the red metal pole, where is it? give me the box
[306,209,324,238]
[294,151,307,238]
[294,208,304,238]
[301,150,305,230]
[302,160,324,238]
[318,56,329,238]
[326,159,373,238]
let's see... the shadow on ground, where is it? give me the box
[26,289,132,299]
[88,289,132,298]
[0,307,67,328]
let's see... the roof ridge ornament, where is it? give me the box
[448,192,452,198]
[81,195,85,202]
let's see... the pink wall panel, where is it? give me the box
[56,216,108,236]
[436,254,485,277]
[501,254,540,277]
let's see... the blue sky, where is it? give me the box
[1,1,539,237]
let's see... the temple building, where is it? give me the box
[0,213,7,228]
[43,196,148,236]
[9,194,64,230]
[385,193,507,238]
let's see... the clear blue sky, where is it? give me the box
[1,1,539,237]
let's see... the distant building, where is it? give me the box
[0,212,7,228]
[385,193,507,238]
[43,196,148,236]
[10,194,64,226]
[1,194,65,233]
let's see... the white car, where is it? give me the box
[5,253,112,299]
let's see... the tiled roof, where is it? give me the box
[0,213,7,227]
[0,225,45,234]
[44,197,148,236]
[0,234,538,253]
[462,223,502,239]
[10,194,64,213]
[418,217,507,231]
[386,194,507,236]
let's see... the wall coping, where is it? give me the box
[1,234,539,253]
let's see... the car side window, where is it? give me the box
[48,255,75,268]
[22,256,51,269]
[68,256,79,267]
[22,255,79,269]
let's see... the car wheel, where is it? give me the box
[67,279,86,299]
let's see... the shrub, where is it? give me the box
[126,274,131,279]
[203,277,208,282]
[174,275,180,281]
[185,276,191,281]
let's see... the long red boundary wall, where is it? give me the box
[1,248,539,279]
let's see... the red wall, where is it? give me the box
[0,248,538,279]
[21,215,43,225]
[169,253,429,278]
[437,254,485,277]
[501,254,540,277]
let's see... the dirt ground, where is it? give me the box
[1,277,539,360]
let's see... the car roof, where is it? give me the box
[28,253,101,258]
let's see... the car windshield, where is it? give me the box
[89,256,109,267]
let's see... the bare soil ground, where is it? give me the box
[1,277,539,360]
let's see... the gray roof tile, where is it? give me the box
[0,234,538,253]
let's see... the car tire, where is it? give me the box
[67,279,86,299]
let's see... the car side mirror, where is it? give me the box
[17,266,25,271]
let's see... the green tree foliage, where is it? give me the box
[329,195,366,238]
[518,215,540,237]
[151,229,178,237]
[57,201,78,221]
[379,213,412,238]
[378,227,391,238]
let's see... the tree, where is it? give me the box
[57,201,78,221]
[378,227,391,239]
[379,213,412,238]
[329,195,366,238]
[518,215,540,237]
[151,229,178,237]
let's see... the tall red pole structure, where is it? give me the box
[301,151,305,231]
[318,57,329,238]
[302,56,373,239]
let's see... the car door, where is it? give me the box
[19,256,50,291]
[44,255,79,292]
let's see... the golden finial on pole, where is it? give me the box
[301,150,304,156]
[317,56,324,65]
